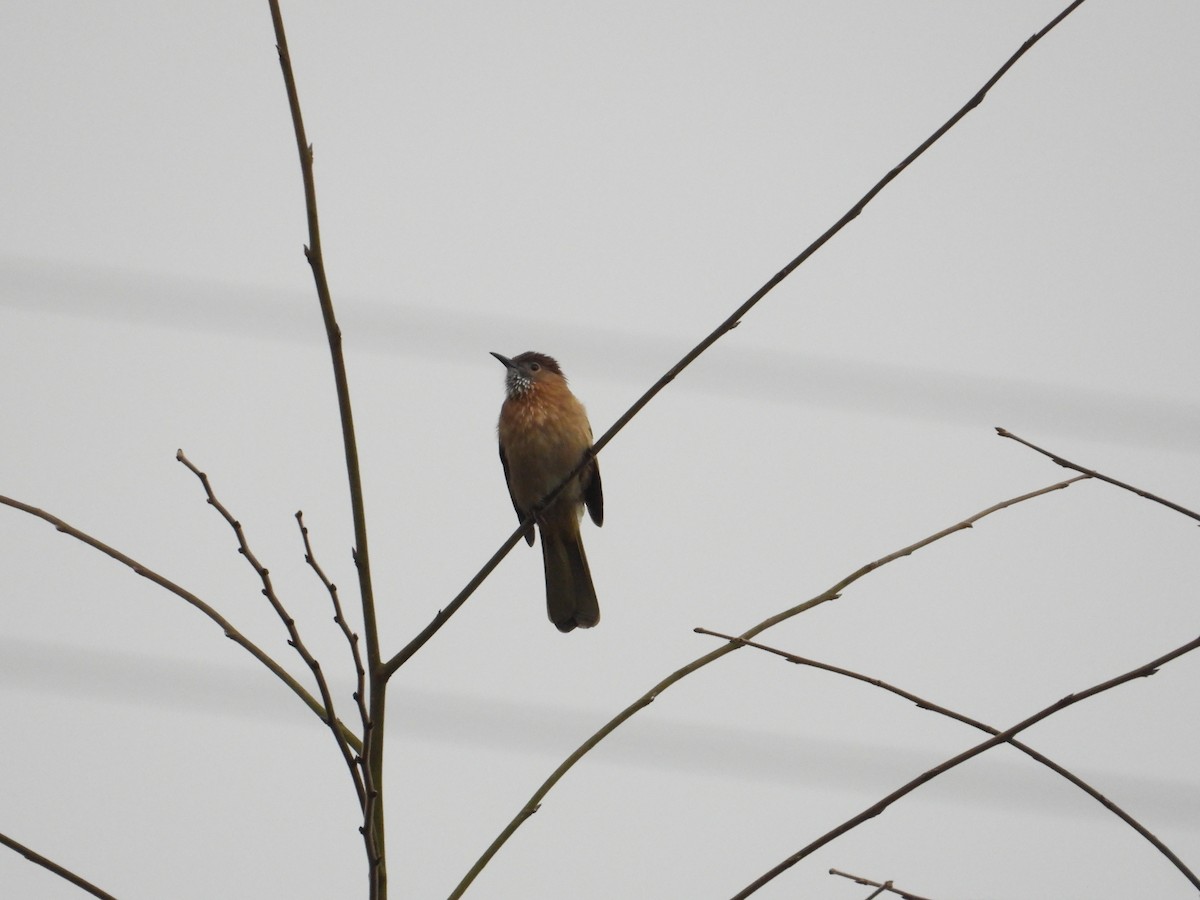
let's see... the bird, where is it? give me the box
[492,351,603,632]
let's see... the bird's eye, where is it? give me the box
[529,363,540,371]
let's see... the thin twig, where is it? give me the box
[296,511,370,751]
[996,428,1200,523]
[385,0,1091,680]
[177,451,366,810]
[829,869,934,900]
[296,510,379,842]
[266,2,386,890]
[0,831,120,900]
[697,630,1200,891]
[292,518,381,878]
[0,494,361,753]
[447,476,1081,897]
[730,632,1200,898]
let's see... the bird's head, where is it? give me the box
[491,351,566,398]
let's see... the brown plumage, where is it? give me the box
[492,351,603,632]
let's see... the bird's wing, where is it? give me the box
[584,455,603,527]
[499,443,536,546]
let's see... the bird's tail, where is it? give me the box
[541,525,600,632]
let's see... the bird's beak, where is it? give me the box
[490,352,516,369]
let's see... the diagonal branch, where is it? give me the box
[383,528,528,678]
[731,630,1200,898]
[996,428,1200,523]
[829,868,934,900]
[0,494,361,754]
[0,830,120,900]
[176,451,365,809]
[447,476,1082,897]
[696,629,1200,892]
[385,0,1090,679]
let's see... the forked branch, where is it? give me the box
[176,450,365,810]
[696,629,1199,891]
[0,494,361,753]
[448,476,1083,897]
[997,428,1200,523]
[730,630,1200,897]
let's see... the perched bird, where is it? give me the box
[492,351,603,632]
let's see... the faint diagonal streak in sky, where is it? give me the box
[3,255,1198,450]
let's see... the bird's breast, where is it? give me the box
[498,390,593,514]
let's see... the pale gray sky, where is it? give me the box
[2,2,1198,898]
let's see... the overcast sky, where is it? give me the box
[2,2,1198,898]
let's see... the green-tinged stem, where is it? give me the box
[266,1,384,894]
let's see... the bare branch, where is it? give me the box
[265,2,386,888]
[448,477,1081,897]
[294,511,380,868]
[385,0,1091,677]
[697,630,1200,892]
[829,868,934,900]
[176,450,365,809]
[0,494,361,754]
[730,632,1200,898]
[296,511,370,745]
[383,527,528,678]
[996,428,1200,523]
[0,831,120,900]
[264,0,379,675]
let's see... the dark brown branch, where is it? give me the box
[829,868,934,900]
[730,632,1200,898]
[384,0,1091,678]
[265,2,386,891]
[0,831,120,900]
[584,0,1083,472]
[264,0,378,671]
[0,494,361,753]
[383,527,528,678]
[296,511,370,749]
[697,630,1200,891]
[996,428,1200,523]
[296,510,379,837]
[175,450,365,810]
[448,477,1081,897]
